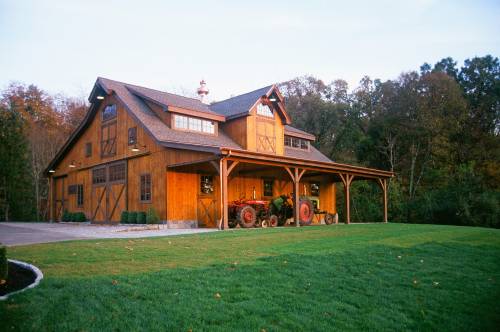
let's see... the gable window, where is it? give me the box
[284,135,309,150]
[92,168,106,184]
[200,175,214,195]
[85,142,92,157]
[77,184,84,207]
[263,179,273,197]
[257,103,273,117]
[140,174,152,202]
[101,122,117,157]
[173,114,216,135]
[128,127,137,145]
[102,104,117,122]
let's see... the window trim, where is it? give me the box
[284,135,310,151]
[256,103,274,118]
[172,114,217,136]
[92,167,107,186]
[310,182,320,197]
[262,178,274,197]
[139,173,152,203]
[128,127,137,146]
[199,174,215,196]
[85,142,92,158]
[102,104,117,122]
[76,184,84,207]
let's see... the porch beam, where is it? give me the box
[209,161,220,174]
[227,160,240,176]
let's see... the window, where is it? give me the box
[85,142,92,157]
[311,182,320,197]
[174,114,216,135]
[200,175,214,195]
[263,179,273,197]
[202,120,215,134]
[102,104,117,121]
[68,184,77,195]
[284,135,310,150]
[77,184,84,207]
[188,117,202,131]
[140,174,152,202]
[109,163,126,182]
[257,103,273,117]
[101,122,117,157]
[92,168,106,184]
[128,127,137,145]
[174,115,188,129]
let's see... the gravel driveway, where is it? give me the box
[0,222,217,246]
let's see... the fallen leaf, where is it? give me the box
[112,280,118,285]
[413,279,418,284]
[215,293,221,299]
[433,281,439,286]
[397,255,402,259]
[420,259,424,263]
[125,246,134,251]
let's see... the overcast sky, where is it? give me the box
[1,0,499,101]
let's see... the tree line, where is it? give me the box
[0,55,498,227]
[281,55,499,228]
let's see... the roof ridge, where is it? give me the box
[98,77,204,104]
[211,84,274,105]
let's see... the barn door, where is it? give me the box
[197,174,216,227]
[54,176,67,221]
[256,119,276,153]
[91,162,127,222]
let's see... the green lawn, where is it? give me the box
[1,224,499,331]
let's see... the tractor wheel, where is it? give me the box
[237,205,257,228]
[228,219,238,228]
[324,213,338,225]
[269,215,279,227]
[261,219,269,228]
[299,199,314,226]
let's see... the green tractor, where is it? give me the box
[301,195,338,225]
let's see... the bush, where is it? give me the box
[146,207,160,224]
[120,211,129,224]
[62,210,71,222]
[128,211,137,224]
[137,212,146,224]
[0,245,7,283]
[74,212,86,222]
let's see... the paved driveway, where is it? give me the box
[0,222,217,246]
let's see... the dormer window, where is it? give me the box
[285,135,310,150]
[173,114,216,135]
[102,104,117,121]
[256,103,273,117]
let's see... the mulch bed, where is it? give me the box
[0,261,36,296]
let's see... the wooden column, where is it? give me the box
[339,173,354,224]
[377,178,388,223]
[221,159,228,230]
[49,176,54,222]
[284,166,306,227]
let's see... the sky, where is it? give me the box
[0,0,499,102]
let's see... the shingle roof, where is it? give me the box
[97,77,241,151]
[284,146,333,163]
[284,125,316,141]
[209,85,273,118]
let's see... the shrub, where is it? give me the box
[146,207,160,224]
[0,245,7,283]
[62,210,71,222]
[120,211,129,224]
[137,212,146,224]
[128,211,137,224]
[74,212,86,222]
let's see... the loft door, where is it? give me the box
[54,176,67,221]
[91,162,127,222]
[256,119,276,153]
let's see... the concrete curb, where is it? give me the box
[0,259,43,301]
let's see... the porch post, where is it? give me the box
[49,176,54,222]
[377,178,388,223]
[221,158,228,230]
[339,173,353,224]
[294,167,300,227]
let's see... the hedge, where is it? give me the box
[0,245,7,283]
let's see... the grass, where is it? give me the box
[0,223,499,331]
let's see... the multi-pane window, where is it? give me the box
[85,142,92,157]
[256,103,273,117]
[310,182,320,197]
[102,104,117,121]
[68,184,77,195]
[263,179,273,197]
[174,115,188,129]
[140,174,152,202]
[200,175,214,195]
[109,163,126,182]
[77,184,84,207]
[174,114,216,134]
[284,135,309,150]
[128,127,137,145]
[188,117,202,132]
[92,168,106,184]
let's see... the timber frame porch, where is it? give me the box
[168,148,394,230]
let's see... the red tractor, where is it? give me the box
[228,199,276,228]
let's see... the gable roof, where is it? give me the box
[285,146,332,163]
[209,85,273,119]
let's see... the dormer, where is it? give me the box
[211,85,291,155]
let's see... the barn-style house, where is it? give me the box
[45,78,393,229]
